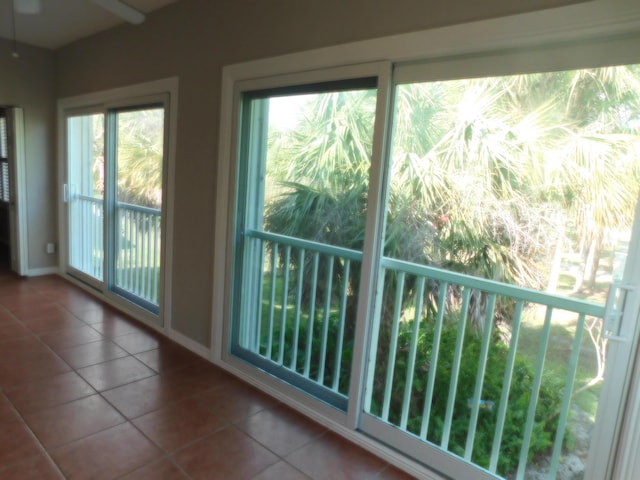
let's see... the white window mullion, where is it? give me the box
[346,61,394,429]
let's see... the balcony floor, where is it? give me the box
[0,271,413,479]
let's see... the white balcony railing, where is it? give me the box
[70,195,161,306]
[242,229,605,479]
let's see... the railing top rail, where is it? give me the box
[247,229,605,317]
[117,201,161,216]
[76,194,102,203]
[382,257,605,317]
[246,229,363,261]
[75,195,161,216]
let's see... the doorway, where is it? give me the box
[0,106,27,276]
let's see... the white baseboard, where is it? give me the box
[213,358,444,480]
[167,327,211,359]
[26,266,61,276]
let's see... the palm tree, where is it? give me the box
[115,108,164,209]
[263,66,640,326]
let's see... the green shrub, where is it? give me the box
[261,307,355,396]
[370,322,563,476]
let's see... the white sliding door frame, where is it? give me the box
[58,77,178,330]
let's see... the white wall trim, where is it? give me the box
[220,0,640,82]
[212,356,446,480]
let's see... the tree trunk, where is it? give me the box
[584,230,604,288]
[547,219,565,293]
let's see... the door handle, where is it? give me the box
[603,282,635,342]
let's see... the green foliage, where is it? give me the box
[260,308,355,396]
[265,181,367,250]
[258,259,357,395]
[369,321,563,476]
[115,108,164,208]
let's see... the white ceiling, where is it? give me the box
[0,0,179,50]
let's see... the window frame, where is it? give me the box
[219,62,393,426]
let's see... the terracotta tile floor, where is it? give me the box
[0,272,415,479]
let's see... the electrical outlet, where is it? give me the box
[46,243,55,254]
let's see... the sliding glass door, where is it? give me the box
[360,65,640,479]
[65,102,166,317]
[231,78,379,409]
[228,59,640,479]
[111,107,164,313]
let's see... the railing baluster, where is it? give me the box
[96,203,103,279]
[90,202,94,276]
[120,209,126,289]
[400,276,426,430]
[152,213,158,302]
[277,246,291,365]
[382,271,406,421]
[132,211,137,295]
[141,212,148,300]
[332,259,350,392]
[489,299,525,472]
[516,306,555,479]
[135,212,141,296]
[303,252,320,378]
[153,215,160,304]
[290,248,305,370]
[90,202,95,277]
[123,209,128,288]
[127,210,132,293]
[266,243,278,359]
[116,208,121,286]
[420,280,448,439]
[318,255,335,384]
[364,267,386,413]
[441,287,471,449]
[548,312,588,478]
[114,208,120,286]
[83,199,89,274]
[129,210,133,290]
[465,293,497,460]
[147,212,152,300]
[254,239,266,352]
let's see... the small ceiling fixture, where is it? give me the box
[12,0,146,24]
[10,0,21,57]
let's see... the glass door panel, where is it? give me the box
[67,113,105,282]
[232,82,377,409]
[112,107,164,313]
[363,65,640,479]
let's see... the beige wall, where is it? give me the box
[0,39,57,272]
[55,0,586,347]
